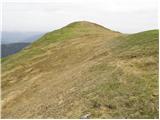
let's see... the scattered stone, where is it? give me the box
[58,100,63,105]
[80,113,91,119]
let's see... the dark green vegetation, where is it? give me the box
[1,21,159,118]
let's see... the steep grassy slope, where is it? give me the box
[1,21,159,118]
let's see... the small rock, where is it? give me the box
[58,100,63,105]
[80,113,91,119]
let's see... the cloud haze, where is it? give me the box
[2,0,158,33]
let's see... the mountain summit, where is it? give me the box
[30,21,119,47]
[1,21,159,118]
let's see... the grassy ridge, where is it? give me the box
[1,21,115,71]
[1,21,159,118]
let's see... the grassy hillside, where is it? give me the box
[1,21,159,118]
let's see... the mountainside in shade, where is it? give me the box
[1,43,30,58]
[1,21,159,119]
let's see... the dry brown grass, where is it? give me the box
[1,22,158,118]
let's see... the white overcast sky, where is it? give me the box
[1,0,159,33]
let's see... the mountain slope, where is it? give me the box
[1,21,159,118]
[1,43,30,58]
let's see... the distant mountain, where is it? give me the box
[1,43,30,57]
[1,21,159,119]
[1,32,44,44]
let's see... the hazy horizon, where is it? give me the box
[2,0,158,34]
[2,21,159,34]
